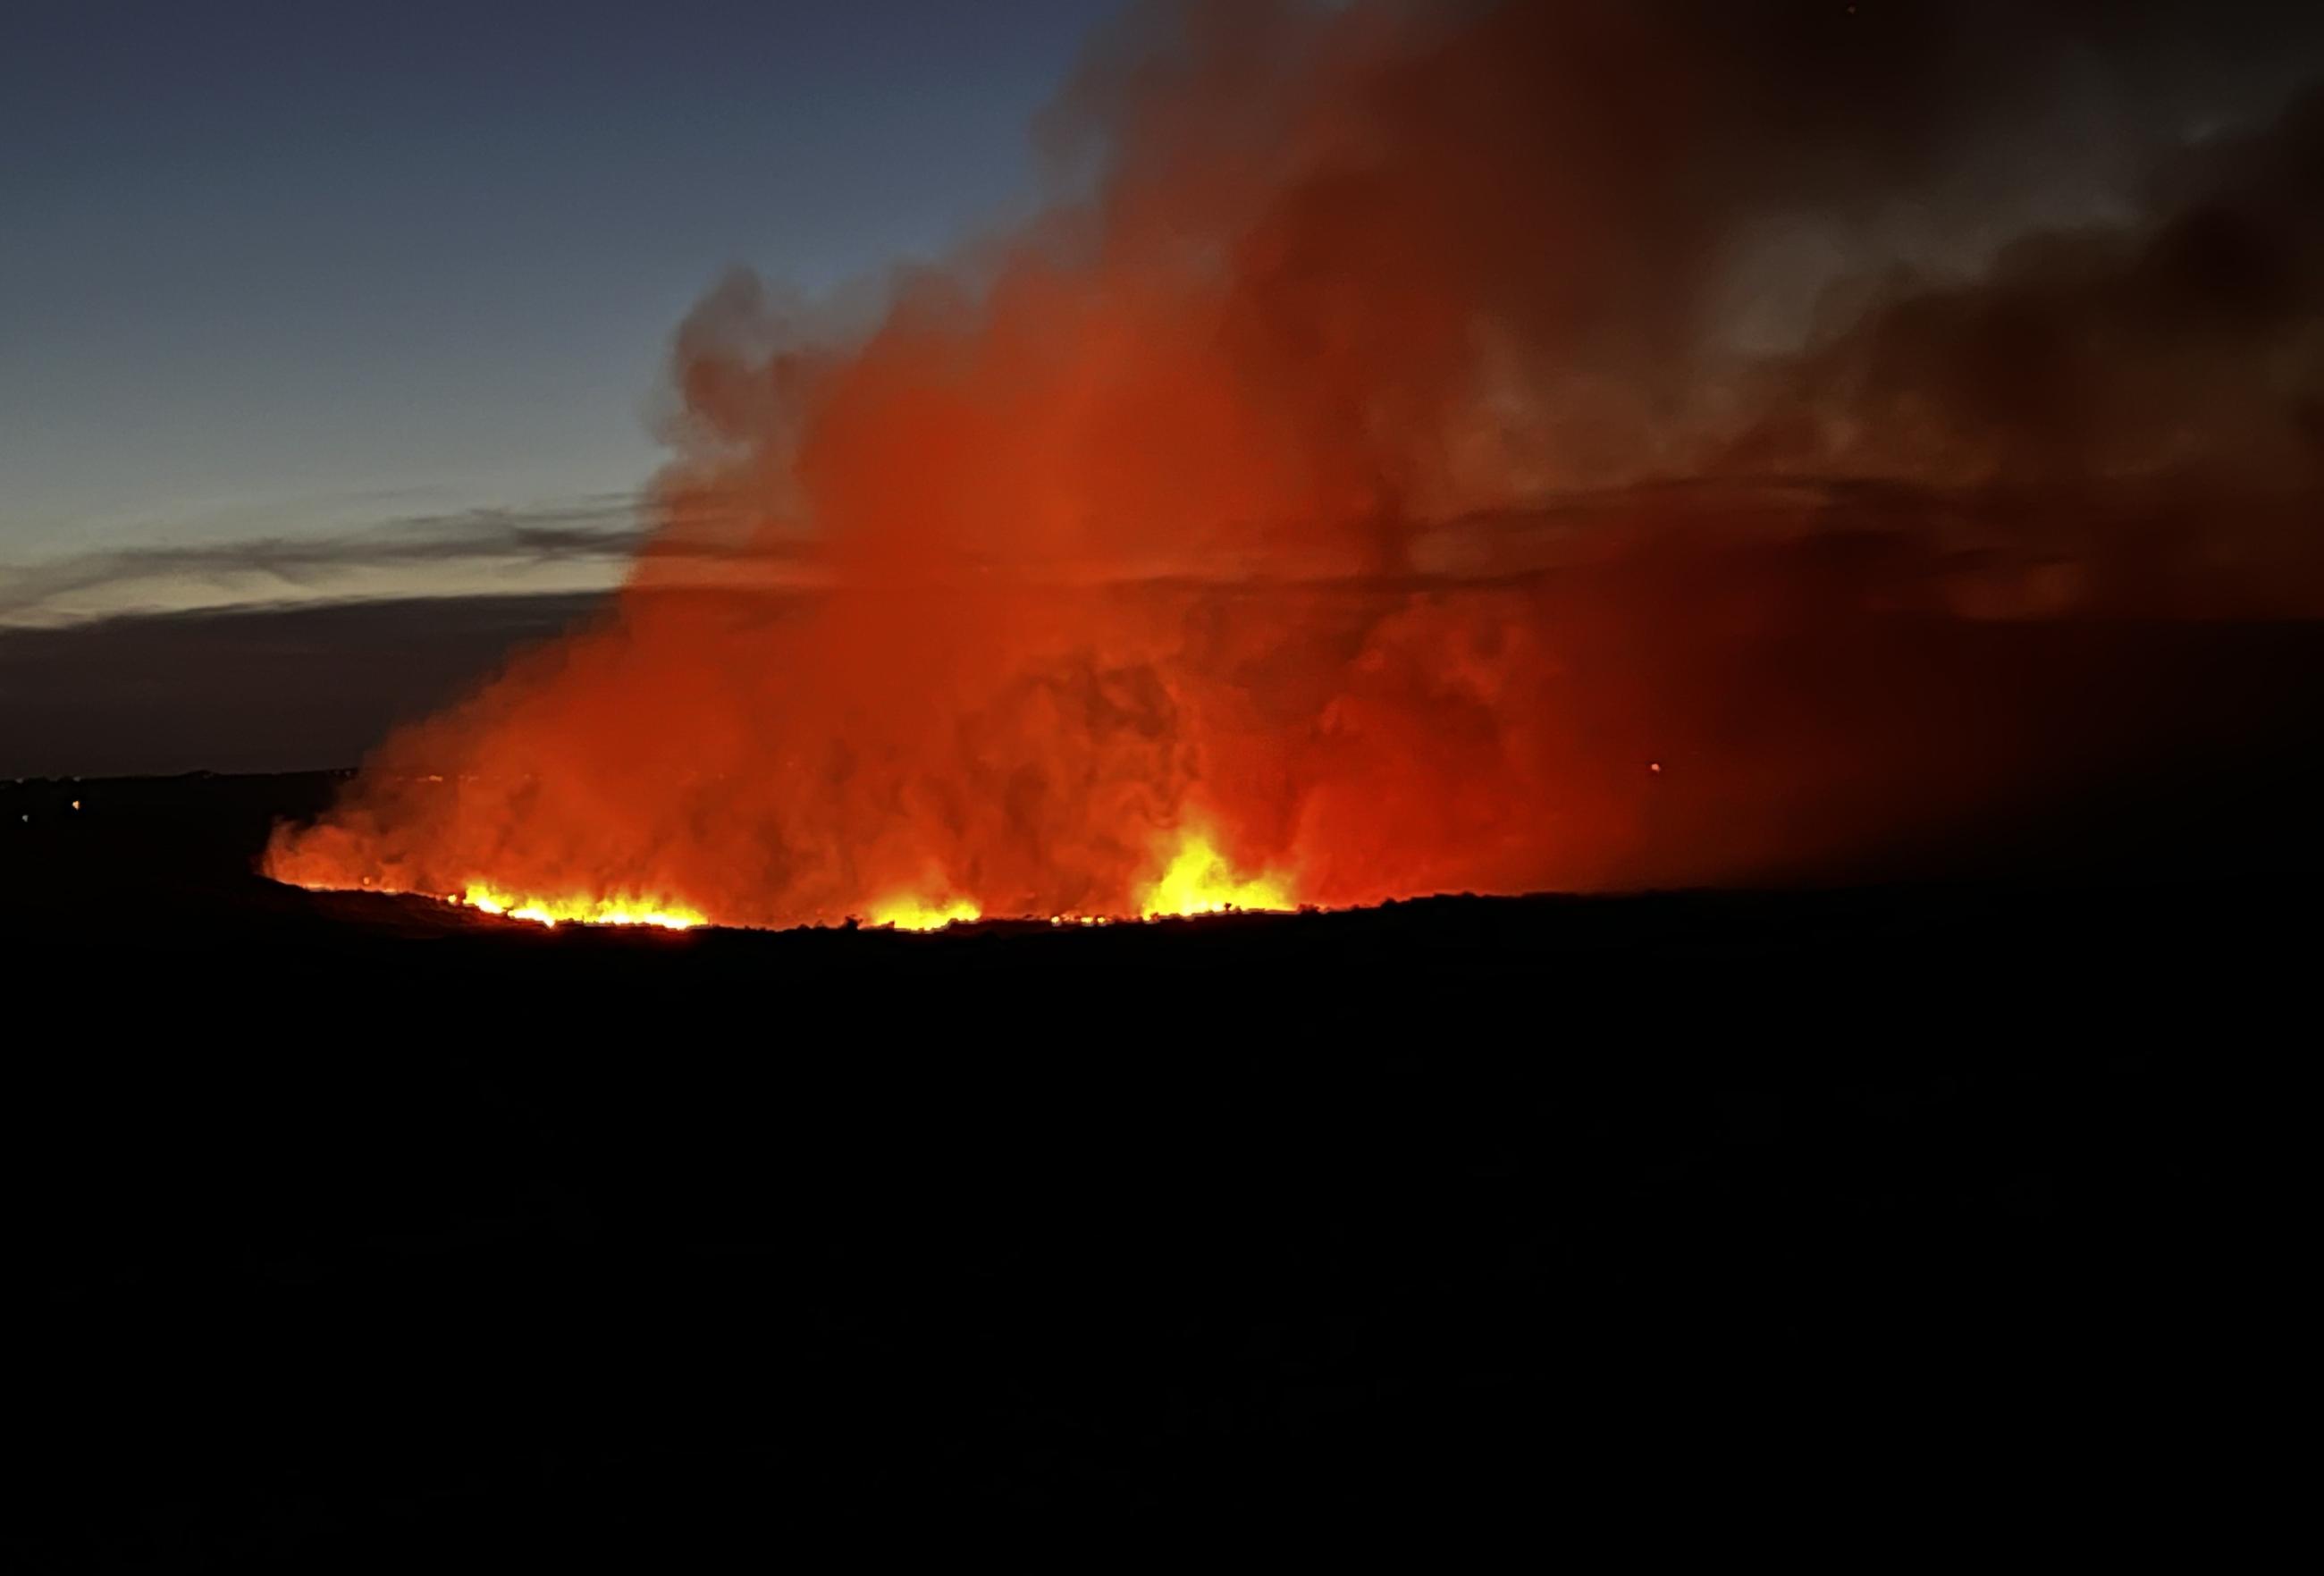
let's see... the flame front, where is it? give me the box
[864,893,981,931]
[854,824,1293,931]
[456,885,705,931]
[1137,827,1294,919]
[325,823,1296,935]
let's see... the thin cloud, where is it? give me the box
[0,494,740,627]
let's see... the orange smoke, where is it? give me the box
[265,2,2324,928]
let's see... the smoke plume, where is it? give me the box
[269,0,2324,924]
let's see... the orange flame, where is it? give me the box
[454,884,705,931]
[286,819,1300,936]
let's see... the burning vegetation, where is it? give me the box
[315,813,1294,931]
[266,1,2324,931]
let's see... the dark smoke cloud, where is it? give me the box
[1734,83,2324,485]
[660,0,2324,586]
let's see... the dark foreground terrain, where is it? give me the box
[2,770,2307,1564]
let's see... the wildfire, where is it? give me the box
[1137,825,1295,919]
[455,885,705,931]
[380,822,1295,935]
[846,823,1294,931]
[865,894,982,931]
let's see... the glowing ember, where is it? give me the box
[455,885,705,931]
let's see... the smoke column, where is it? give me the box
[269,0,2324,926]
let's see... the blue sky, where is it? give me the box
[1,0,1118,619]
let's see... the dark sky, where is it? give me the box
[1,0,1114,619]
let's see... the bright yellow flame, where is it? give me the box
[420,837,1284,934]
[1138,826,1295,919]
[454,885,705,931]
[865,894,981,931]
